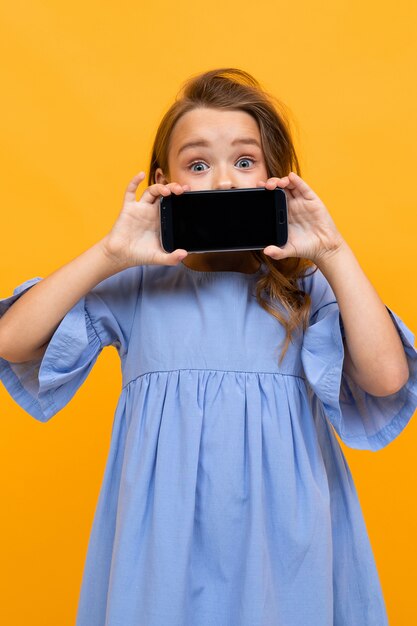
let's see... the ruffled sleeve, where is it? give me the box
[300,268,417,451]
[0,266,142,422]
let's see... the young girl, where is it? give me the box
[0,68,416,626]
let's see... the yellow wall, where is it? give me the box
[1,1,416,623]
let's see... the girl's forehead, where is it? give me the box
[169,108,262,152]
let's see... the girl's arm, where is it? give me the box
[0,241,124,363]
[315,242,409,396]
[260,172,409,397]
[0,174,188,363]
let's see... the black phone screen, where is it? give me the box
[160,187,287,253]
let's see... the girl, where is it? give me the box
[0,68,416,626]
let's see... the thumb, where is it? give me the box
[158,249,189,266]
[263,243,295,261]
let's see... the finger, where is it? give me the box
[139,182,173,205]
[286,172,316,199]
[165,182,188,195]
[124,171,146,203]
[264,178,280,190]
[264,176,290,190]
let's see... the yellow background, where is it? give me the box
[1,1,416,624]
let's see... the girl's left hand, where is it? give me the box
[258,172,345,264]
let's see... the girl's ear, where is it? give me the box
[155,167,169,184]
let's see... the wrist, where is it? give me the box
[314,239,352,276]
[97,236,131,275]
[314,242,361,300]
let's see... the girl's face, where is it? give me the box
[155,108,269,190]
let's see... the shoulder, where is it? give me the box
[84,265,145,349]
[92,265,144,297]
[86,266,145,321]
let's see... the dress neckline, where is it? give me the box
[180,261,264,278]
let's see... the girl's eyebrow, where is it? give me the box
[177,137,261,157]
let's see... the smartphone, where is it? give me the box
[159,187,288,253]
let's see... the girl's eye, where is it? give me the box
[189,161,209,172]
[236,157,255,169]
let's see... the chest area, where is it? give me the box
[126,270,303,375]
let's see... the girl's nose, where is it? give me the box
[213,167,237,190]
[216,180,234,190]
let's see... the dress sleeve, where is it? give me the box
[0,266,142,423]
[300,268,417,451]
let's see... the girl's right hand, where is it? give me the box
[100,172,189,270]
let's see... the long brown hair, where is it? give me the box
[149,68,314,360]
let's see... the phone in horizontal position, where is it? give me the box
[159,187,288,253]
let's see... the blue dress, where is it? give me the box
[1,263,417,626]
